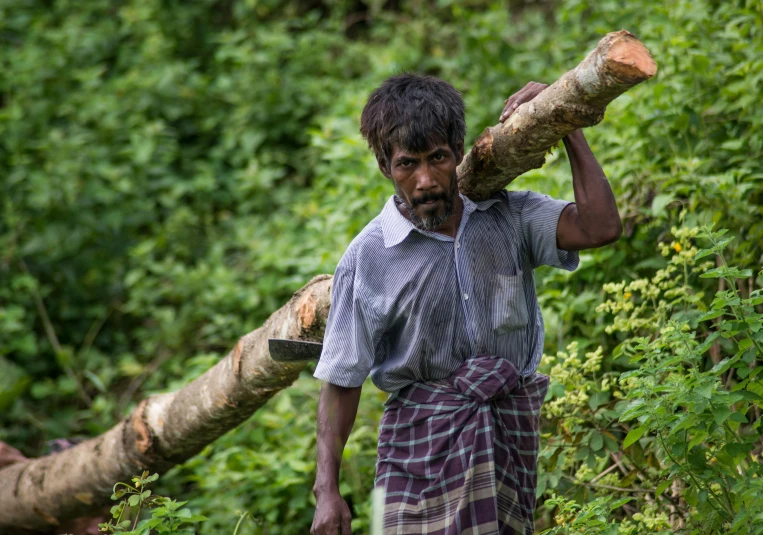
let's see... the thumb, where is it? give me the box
[341,511,352,535]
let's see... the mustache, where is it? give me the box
[411,191,450,207]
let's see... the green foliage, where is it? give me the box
[540,227,763,533]
[1,0,762,533]
[98,472,206,534]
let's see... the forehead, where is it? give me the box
[391,143,452,160]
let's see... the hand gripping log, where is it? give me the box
[456,30,656,201]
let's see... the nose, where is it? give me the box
[413,163,438,192]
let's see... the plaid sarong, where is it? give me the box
[375,356,549,535]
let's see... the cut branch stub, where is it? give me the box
[457,30,657,201]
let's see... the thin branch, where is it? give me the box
[608,452,630,477]
[561,474,652,493]
[80,305,115,356]
[589,462,621,484]
[19,259,92,405]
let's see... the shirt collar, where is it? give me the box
[379,193,502,248]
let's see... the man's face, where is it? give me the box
[383,143,464,231]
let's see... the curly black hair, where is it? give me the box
[360,73,465,172]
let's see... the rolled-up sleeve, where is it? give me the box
[520,191,579,271]
[313,265,377,387]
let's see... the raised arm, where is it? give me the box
[311,382,362,535]
[555,129,622,250]
[501,82,622,251]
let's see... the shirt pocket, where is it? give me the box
[492,271,529,335]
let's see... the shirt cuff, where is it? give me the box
[313,360,367,388]
[544,201,580,271]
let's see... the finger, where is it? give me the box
[500,97,514,120]
[501,97,519,118]
[341,513,352,535]
[500,88,529,122]
[527,81,548,96]
[502,83,548,121]
[503,85,531,114]
[500,90,530,122]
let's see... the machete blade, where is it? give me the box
[268,338,323,362]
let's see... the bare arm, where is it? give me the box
[556,129,622,250]
[501,82,622,251]
[311,382,362,535]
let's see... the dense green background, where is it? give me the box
[1,0,762,533]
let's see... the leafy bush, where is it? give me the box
[98,472,206,535]
[539,226,763,533]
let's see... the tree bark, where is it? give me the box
[0,30,655,533]
[457,30,656,201]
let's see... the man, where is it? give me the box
[310,74,621,535]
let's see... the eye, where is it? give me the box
[433,153,446,161]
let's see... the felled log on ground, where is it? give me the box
[0,29,655,533]
[0,276,332,533]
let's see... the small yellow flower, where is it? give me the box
[673,242,682,252]
[624,292,632,300]
[135,481,141,487]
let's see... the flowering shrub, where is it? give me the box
[538,227,763,533]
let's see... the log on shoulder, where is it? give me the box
[457,30,657,201]
[0,276,332,534]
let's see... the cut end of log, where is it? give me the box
[473,127,495,157]
[297,293,317,331]
[132,400,153,454]
[233,338,244,376]
[457,127,499,200]
[216,392,238,409]
[604,30,657,83]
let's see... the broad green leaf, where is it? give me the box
[698,309,725,322]
[619,399,646,422]
[729,412,749,423]
[738,338,754,350]
[711,358,734,375]
[656,480,672,496]
[714,406,732,426]
[623,426,646,448]
[651,193,675,218]
[688,431,708,450]
[610,497,633,509]
[694,248,715,260]
[700,268,726,279]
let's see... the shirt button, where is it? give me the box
[456,241,461,248]
[463,293,469,300]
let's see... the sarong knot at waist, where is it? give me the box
[452,355,522,403]
[390,355,525,406]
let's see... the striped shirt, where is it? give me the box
[313,189,579,393]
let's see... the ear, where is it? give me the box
[455,141,465,166]
[377,156,392,180]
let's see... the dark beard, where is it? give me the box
[394,177,457,232]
